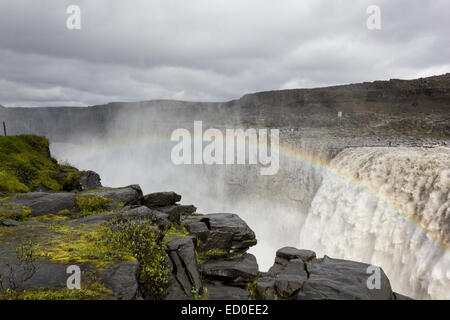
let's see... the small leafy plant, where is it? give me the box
[0,241,39,295]
[102,215,169,299]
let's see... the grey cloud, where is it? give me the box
[0,0,449,107]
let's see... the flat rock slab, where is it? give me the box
[300,255,393,300]
[70,206,156,227]
[276,247,316,262]
[2,192,77,217]
[200,253,258,285]
[143,192,181,207]
[82,185,143,206]
[204,281,250,300]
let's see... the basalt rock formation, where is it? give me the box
[0,175,406,300]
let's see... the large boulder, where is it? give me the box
[1,262,69,290]
[261,257,309,299]
[264,248,393,300]
[157,205,197,224]
[1,192,77,217]
[200,253,258,285]
[276,247,316,262]
[78,171,102,191]
[189,213,257,254]
[143,192,181,208]
[102,261,141,300]
[82,185,143,206]
[298,256,393,300]
[165,236,202,299]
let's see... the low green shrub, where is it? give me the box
[76,195,111,216]
[102,216,169,299]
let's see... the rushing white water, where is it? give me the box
[299,147,450,299]
[51,138,450,299]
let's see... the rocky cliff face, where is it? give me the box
[0,178,405,300]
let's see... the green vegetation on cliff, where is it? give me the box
[0,135,81,193]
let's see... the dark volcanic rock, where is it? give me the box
[204,281,250,300]
[166,236,202,299]
[165,274,189,300]
[79,171,102,191]
[102,261,141,300]
[1,219,21,227]
[200,253,258,285]
[1,219,43,227]
[70,206,157,227]
[198,213,257,253]
[183,220,209,242]
[269,248,316,274]
[3,192,77,217]
[14,262,69,290]
[153,211,171,230]
[275,274,307,298]
[276,247,316,262]
[256,277,276,300]
[143,192,181,207]
[84,185,143,206]
[264,257,308,299]
[265,248,393,300]
[299,255,393,300]
[157,205,197,224]
[122,205,156,220]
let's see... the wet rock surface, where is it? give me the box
[165,236,202,299]
[78,171,102,191]
[0,182,402,300]
[102,261,141,300]
[200,253,259,285]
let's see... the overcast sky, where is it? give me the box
[0,0,449,107]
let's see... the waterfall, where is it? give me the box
[51,136,449,299]
[299,147,450,299]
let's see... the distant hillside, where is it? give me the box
[0,74,449,141]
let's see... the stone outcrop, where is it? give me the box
[256,248,394,300]
[85,185,143,206]
[143,192,182,208]
[2,192,77,217]
[0,179,404,300]
[182,213,257,254]
[165,236,202,300]
[200,254,258,285]
[78,171,102,191]
[102,261,141,300]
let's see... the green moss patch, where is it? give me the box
[0,201,32,221]
[0,135,82,193]
[35,224,136,268]
[165,224,190,241]
[0,282,112,300]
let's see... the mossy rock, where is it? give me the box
[0,135,82,193]
[0,201,32,221]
